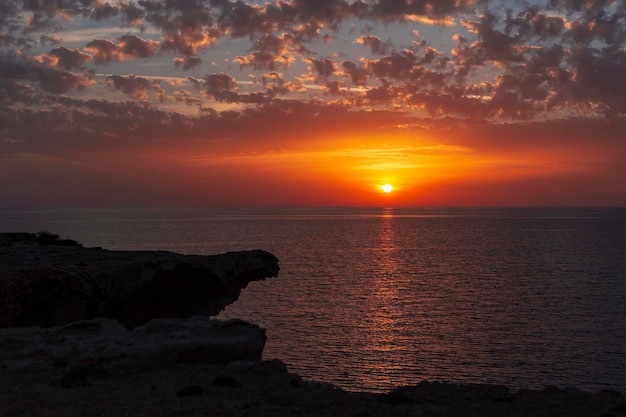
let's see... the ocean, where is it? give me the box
[1,207,625,393]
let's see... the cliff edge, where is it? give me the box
[0,232,279,328]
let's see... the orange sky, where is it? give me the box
[3,117,624,207]
[1,1,625,207]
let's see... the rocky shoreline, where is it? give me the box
[1,233,624,417]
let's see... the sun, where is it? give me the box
[381,184,393,193]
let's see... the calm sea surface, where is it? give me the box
[1,207,625,393]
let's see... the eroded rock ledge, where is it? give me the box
[0,232,279,328]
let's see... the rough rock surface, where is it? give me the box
[0,232,279,328]
[1,317,267,378]
[1,317,624,417]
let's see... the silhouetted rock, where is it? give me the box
[0,316,266,377]
[0,232,279,328]
[212,374,241,388]
[177,385,204,396]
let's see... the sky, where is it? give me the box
[1,0,625,207]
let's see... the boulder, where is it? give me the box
[0,232,279,328]
[0,316,266,384]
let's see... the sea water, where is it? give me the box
[1,207,625,393]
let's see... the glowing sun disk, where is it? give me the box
[382,184,393,193]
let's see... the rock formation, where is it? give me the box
[0,232,279,328]
[0,316,267,386]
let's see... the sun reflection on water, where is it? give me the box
[207,207,626,393]
[356,207,420,389]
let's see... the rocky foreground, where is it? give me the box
[1,233,625,417]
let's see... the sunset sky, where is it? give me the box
[1,0,625,207]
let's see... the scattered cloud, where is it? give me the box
[85,35,159,64]
[1,0,624,205]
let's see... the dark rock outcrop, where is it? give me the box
[0,316,266,377]
[0,232,279,328]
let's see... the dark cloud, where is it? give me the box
[462,12,523,64]
[364,79,399,103]
[371,0,483,21]
[290,21,325,42]
[22,0,94,31]
[260,72,304,96]
[90,2,119,21]
[566,46,626,116]
[39,34,62,45]
[215,0,272,38]
[289,0,356,22]
[324,80,343,95]
[0,51,94,94]
[32,67,94,94]
[174,55,203,70]
[139,0,222,57]
[0,97,196,156]
[160,26,223,56]
[0,1,21,30]
[505,8,566,39]
[48,47,91,70]
[0,75,41,106]
[365,49,418,80]
[0,0,624,130]
[306,57,337,80]
[85,35,159,64]
[0,84,402,158]
[0,32,15,46]
[120,35,160,58]
[106,74,166,101]
[202,72,238,101]
[341,60,370,85]
[84,39,118,64]
[235,33,303,70]
[120,2,145,27]
[354,35,392,55]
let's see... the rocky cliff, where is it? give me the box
[0,232,279,328]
